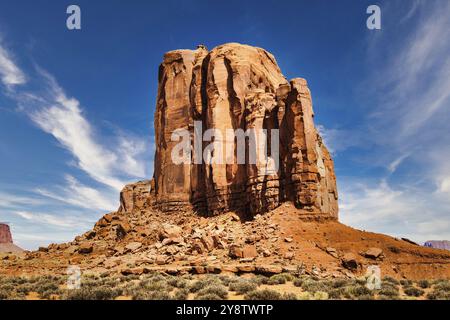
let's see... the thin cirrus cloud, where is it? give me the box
[26,67,149,191]
[334,1,450,243]
[0,39,26,86]
[34,175,117,212]
[0,41,149,188]
[0,38,149,247]
[13,210,93,229]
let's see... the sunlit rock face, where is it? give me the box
[153,43,338,219]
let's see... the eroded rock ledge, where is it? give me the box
[153,43,338,218]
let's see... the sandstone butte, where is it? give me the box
[153,43,337,218]
[1,43,449,281]
[0,223,23,254]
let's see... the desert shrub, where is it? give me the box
[388,246,400,254]
[35,282,59,296]
[426,290,450,300]
[267,274,287,285]
[229,279,257,294]
[253,275,269,285]
[433,280,450,291]
[195,293,223,300]
[383,276,400,285]
[354,277,367,286]
[15,283,34,294]
[281,292,297,300]
[417,280,430,289]
[167,277,187,289]
[195,284,228,300]
[244,289,281,300]
[190,276,222,293]
[293,278,303,287]
[400,279,413,286]
[173,288,189,300]
[404,287,424,297]
[346,285,373,298]
[141,291,171,300]
[0,289,8,300]
[139,277,171,292]
[313,291,329,300]
[0,284,15,292]
[426,280,450,300]
[331,279,349,288]
[218,275,234,286]
[301,279,332,293]
[328,287,346,300]
[278,273,295,282]
[64,286,122,300]
[378,283,399,297]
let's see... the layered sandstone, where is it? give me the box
[153,43,338,218]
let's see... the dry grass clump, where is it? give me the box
[195,284,228,300]
[426,279,450,300]
[228,278,258,294]
[244,289,282,300]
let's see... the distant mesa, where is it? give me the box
[424,240,450,251]
[0,223,24,253]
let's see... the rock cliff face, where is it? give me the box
[0,223,13,244]
[153,43,338,218]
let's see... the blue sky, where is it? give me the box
[0,0,449,249]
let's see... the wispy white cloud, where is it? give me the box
[339,178,450,243]
[27,68,149,191]
[35,175,117,212]
[316,125,367,154]
[339,1,450,242]
[13,210,93,229]
[0,36,151,249]
[0,39,26,86]
[0,192,44,209]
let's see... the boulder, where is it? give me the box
[326,247,339,259]
[125,242,143,252]
[201,235,215,251]
[364,247,383,260]
[229,244,244,259]
[342,253,358,270]
[78,243,93,254]
[159,224,182,240]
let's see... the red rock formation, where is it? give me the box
[152,43,338,219]
[0,223,13,244]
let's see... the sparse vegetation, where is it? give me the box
[245,289,282,300]
[403,286,424,297]
[0,273,448,300]
[417,279,430,289]
[229,279,258,294]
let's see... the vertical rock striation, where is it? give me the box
[152,43,338,219]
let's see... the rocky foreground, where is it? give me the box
[1,181,449,281]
